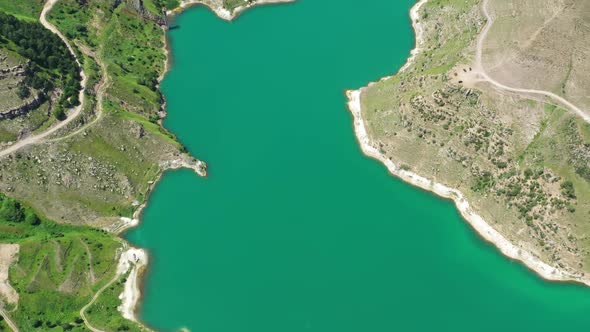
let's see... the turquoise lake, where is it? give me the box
[125,1,590,331]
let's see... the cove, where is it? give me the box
[125,1,590,331]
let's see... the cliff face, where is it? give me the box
[0,92,46,120]
[0,64,24,78]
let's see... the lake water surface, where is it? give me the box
[126,1,590,331]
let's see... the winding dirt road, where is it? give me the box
[47,46,108,144]
[474,0,589,123]
[0,0,88,159]
[79,244,127,332]
[79,271,119,332]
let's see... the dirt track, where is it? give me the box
[0,0,88,159]
[472,0,590,123]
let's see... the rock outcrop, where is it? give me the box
[0,93,46,120]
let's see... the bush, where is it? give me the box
[575,165,590,182]
[560,180,576,199]
[0,194,42,225]
[472,171,495,192]
[54,106,66,120]
[0,12,81,109]
[0,198,24,222]
[506,183,522,197]
[17,83,31,99]
[25,209,41,225]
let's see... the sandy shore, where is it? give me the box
[346,0,590,287]
[0,244,19,305]
[169,0,295,21]
[117,248,148,322]
[106,157,207,323]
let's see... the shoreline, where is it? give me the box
[117,247,148,322]
[115,0,590,327]
[115,0,292,325]
[114,158,206,322]
[167,0,295,21]
[345,0,590,287]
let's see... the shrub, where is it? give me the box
[472,171,495,192]
[54,106,66,120]
[560,180,576,199]
[0,198,24,222]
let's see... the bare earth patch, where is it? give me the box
[0,244,19,305]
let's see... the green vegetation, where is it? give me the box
[563,118,590,182]
[0,100,57,144]
[223,0,253,11]
[0,0,195,330]
[0,193,144,331]
[0,0,43,21]
[0,0,193,225]
[472,171,495,192]
[561,181,576,199]
[0,11,81,115]
[153,0,180,10]
[0,193,40,227]
[85,271,143,332]
[361,0,590,273]
[49,0,166,119]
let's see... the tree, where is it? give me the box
[54,106,66,120]
[560,181,576,199]
[0,11,81,110]
[0,198,24,222]
[25,209,41,226]
[16,83,31,99]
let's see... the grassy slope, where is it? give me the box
[0,0,275,330]
[0,200,143,331]
[482,0,590,112]
[49,0,166,118]
[85,270,143,332]
[0,1,174,330]
[361,0,590,274]
[0,0,43,21]
[0,0,190,226]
